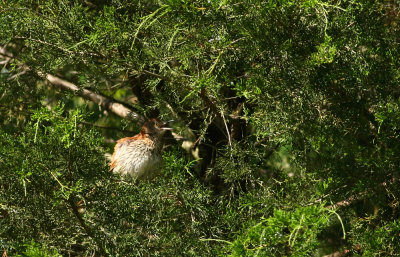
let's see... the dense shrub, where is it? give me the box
[1,0,400,255]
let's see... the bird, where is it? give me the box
[110,118,172,180]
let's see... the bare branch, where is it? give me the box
[42,73,144,122]
[0,45,13,59]
[1,45,144,122]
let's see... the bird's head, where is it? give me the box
[140,118,173,137]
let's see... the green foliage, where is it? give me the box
[349,220,400,256]
[0,106,238,255]
[0,105,109,254]
[1,0,400,255]
[310,35,337,66]
[227,205,335,256]
[15,241,61,257]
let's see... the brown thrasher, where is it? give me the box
[110,118,172,179]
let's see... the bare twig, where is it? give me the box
[220,109,232,154]
[7,68,28,80]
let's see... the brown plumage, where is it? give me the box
[110,118,172,179]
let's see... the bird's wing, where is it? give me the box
[109,136,139,171]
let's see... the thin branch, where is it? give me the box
[220,109,232,154]
[0,46,13,59]
[198,88,233,140]
[7,68,28,80]
[1,45,144,122]
[142,69,169,80]
[79,121,136,134]
[40,73,145,122]
[0,59,10,65]
[326,177,397,209]
[14,37,102,58]
[66,198,108,257]
[199,88,220,118]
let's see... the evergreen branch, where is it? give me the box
[14,37,102,57]
[206,50,224,76]
[1,45,144,122]
[130,5,169,49]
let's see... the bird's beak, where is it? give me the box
[161,120,174,131]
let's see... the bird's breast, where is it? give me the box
[111,138,162,178]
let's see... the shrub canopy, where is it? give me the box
[1,0,400,256]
